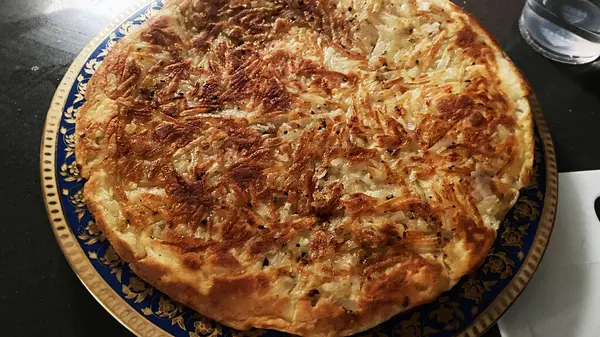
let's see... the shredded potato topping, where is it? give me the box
[75,0,534,335]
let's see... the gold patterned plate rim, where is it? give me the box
[39,1,558,336]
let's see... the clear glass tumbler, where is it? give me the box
[519,0,600,64]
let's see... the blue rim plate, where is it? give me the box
[40,2,558,336]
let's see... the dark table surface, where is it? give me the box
[1,0,598,336]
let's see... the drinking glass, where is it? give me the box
[519,0,600,64]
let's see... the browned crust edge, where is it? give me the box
[445,0,535,189]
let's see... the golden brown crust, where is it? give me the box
[75,0,534,336]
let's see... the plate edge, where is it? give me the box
[39,2,169,337]
[456,94,559,337]
[39,4,560,336]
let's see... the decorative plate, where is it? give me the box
[40,1,558,336]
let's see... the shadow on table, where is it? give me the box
[0,8,111,101]
[552,60,600,99]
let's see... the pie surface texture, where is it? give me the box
[75,0,533,336]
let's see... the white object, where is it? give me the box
[498,170,600,337]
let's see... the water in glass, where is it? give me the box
[519,0,600,64]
